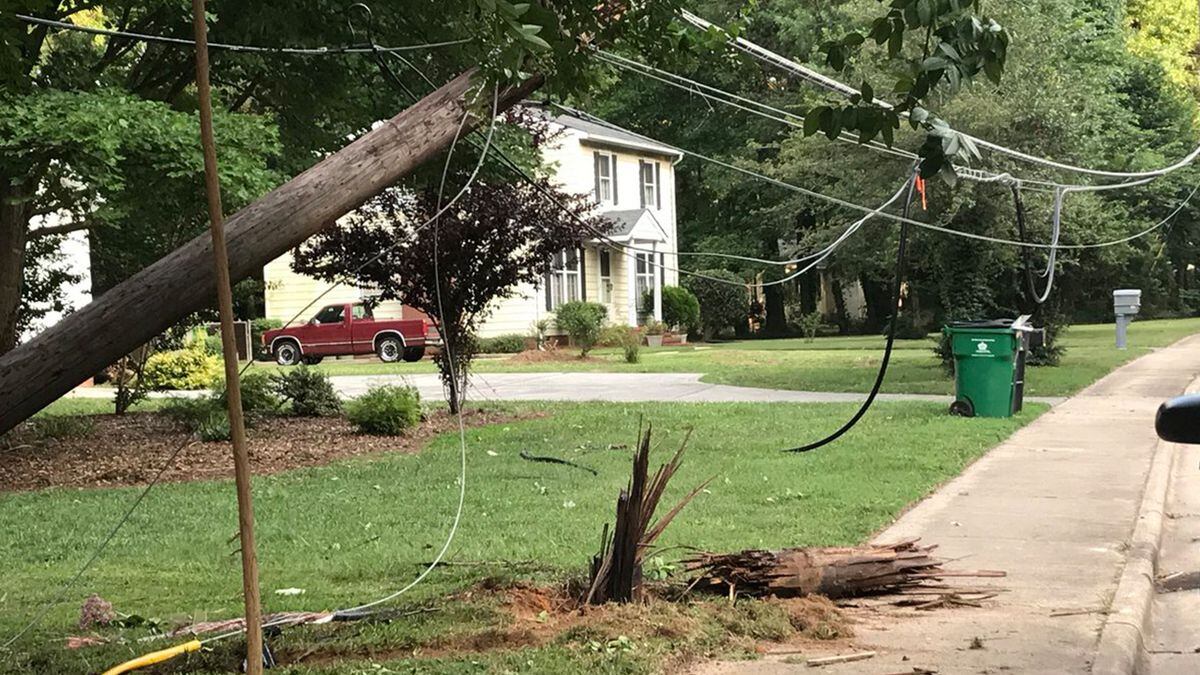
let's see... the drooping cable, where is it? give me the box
[1011,185,1040,305]
[1033,188,1065,304]
[558,105,1197,252]
[784,172,918,453]
[678,9,1200,183]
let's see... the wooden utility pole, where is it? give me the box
[0,68,541,434]
[190,2,263,671]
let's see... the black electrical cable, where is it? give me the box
[784,173,919,453]
[1010,185,1042,307]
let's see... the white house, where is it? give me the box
[263,111,684,338]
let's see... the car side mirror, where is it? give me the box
[1156,394,1200,444]
[309,318,319,325]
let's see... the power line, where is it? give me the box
[561,105,1200,251]
[678,9,1200,183]
[16,13,470,55]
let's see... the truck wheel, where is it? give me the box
[402,347,425,362]
[274,340,301,366]
[303,355,324,366]
[376,336,403,363]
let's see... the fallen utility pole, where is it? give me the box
[0,69,540,434]
[190,1,262,671]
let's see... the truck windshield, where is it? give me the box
[312,305,345,324]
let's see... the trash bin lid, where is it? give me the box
[947,319,1018,329]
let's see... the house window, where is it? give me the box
[594,152,616,204]
[635,252,655,316]
[639,161,659,209]
[549,249,582,309]
[599,250,612,304]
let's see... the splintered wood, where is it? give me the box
[684,539,1004,602]
[585,425,711,605]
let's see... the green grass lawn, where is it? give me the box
[248,317,1200,397]
[1,400,1040,673]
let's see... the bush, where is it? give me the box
[554,301,608,356]
[477,333,527,354]
[275,366,342,416]
[661,286,700,333]
[211,370,282,415]
[345,385,421,435]
[618,326,641,363]
[884,311,933,340]
[142,347,222,390]
[161,396,224,430]
[27,415,94,440]
[788,308,824,342]
[683,270,747,340]
[201,334,223,355]
[196,409,231,442]
[597,324,630,348]
[251,318,283,360]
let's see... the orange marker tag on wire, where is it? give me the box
[915,175,928,210]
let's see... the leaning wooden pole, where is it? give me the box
[190,3,262,671]
[0,69,541,434]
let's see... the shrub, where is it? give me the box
[554,301,608,356]
[275,366,342,416]
[477,333,527,354]
[619,327,641,363]
[598,324,630,348]
[27,415,94,440]
[788,308,824,342]
[201,334,223,355]
[142,347,222,390]
[661,286,700,333]
[251,318,283,361]
[345,385,421,435]
[211,370,282,415]
[196,409,231,442]
[683,270,747,340]
[161,396,223,430]
[884,311,933,340]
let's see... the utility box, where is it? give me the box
[1113,289,1141,350]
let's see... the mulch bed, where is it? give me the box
[0,409,535,493]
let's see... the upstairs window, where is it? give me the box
[639,160,660,209]
[594,152,616,204]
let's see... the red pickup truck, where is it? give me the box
[262,302,434,366]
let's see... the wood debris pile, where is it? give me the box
[684,539,1004,601]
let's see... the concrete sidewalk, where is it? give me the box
[694,335,1200,675]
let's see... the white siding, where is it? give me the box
[263,119,681,337]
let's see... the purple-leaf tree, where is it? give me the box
[292,175,610,413]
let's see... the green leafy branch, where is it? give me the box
[804,0,1009,181]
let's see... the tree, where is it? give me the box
[292,175,610,413]
[0,0,684,354]
[684,269,748,340]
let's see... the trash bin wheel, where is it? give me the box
[949,399,975,417]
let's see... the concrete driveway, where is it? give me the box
[326,372,1066,405]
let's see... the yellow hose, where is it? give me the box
[101,639,202,675]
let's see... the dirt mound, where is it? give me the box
[0,409,535,492]
[506,348,606,364]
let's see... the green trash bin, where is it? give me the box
[944,319,1029,418]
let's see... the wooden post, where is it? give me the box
[190,2,262,671]
[0,66,541,434]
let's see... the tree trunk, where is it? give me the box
[763,283,787,336]
[0,70,542,433]
[0,177,32,354]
